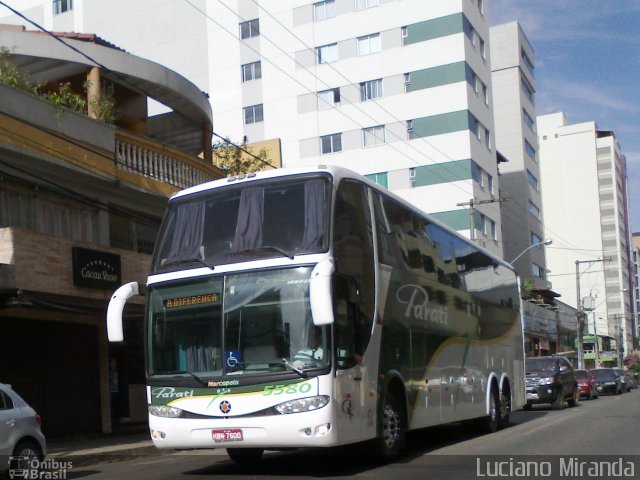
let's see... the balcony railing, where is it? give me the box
[115,130,221,190]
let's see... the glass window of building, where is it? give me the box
[357,33,381,56]
[360,78,383,101]
[320,133,342,154]
[241,61,262,82]
[317,43,338,64]
[314,1,336,21]
[243,104,264,124]
[362,125,385,147]
[239,19,260,39]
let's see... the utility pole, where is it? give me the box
[456,197,508,242]
[575,258,610,369]
[593,312,600,368]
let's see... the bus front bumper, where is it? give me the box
[148,408,337,450]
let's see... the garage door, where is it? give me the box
[0,318,101,437]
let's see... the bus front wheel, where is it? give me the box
[374,390,405,462]
[226,448,264,464]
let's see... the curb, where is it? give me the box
[48,445,175,468]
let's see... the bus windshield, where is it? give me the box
[147,266,330,380]
[151,174,331,273]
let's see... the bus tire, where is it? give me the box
[226,448,264,464]
[373,390,405,462]
[477,385,500,433]
[498,390,511,429]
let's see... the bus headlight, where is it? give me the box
[275,396,330,414]
[149,405,182,418]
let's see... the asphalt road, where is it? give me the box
[68,389,640,480]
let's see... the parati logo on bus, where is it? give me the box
[396,284,448,326]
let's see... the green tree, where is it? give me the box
[212,139,273,176]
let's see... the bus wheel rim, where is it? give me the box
[383,404,401,448]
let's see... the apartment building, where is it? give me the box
[538,112,634,361]
[490,22,547,285]
[0,0,504,255]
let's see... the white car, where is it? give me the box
[0,383,47,476]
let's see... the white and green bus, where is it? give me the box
[107,165,525,462]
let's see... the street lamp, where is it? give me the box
[509,238,553,264]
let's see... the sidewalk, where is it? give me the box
[46,431,170,467]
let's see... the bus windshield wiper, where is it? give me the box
[161,370,208,386]
[235,246,294,260]
[279,358,308,378]
[162,257,215,270]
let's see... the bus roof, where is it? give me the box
[170,165,515,272]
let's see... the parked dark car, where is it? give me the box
[589,368,623,395]
[524,356,579,410]
[575,369,598,400]
[613,368,633,392]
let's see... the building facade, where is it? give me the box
[537,112,634,362]
[0,24,221,436]
[0,0,505,256]
[490,21,547,286]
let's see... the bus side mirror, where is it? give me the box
[310,258,335,326]
[107,282,142,342]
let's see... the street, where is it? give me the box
[67,390,640,479]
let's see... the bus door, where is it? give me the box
[333,274,367,442]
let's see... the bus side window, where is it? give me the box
[333,275,361,368]
[332,180,374,365]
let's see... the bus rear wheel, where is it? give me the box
[373,390,405,462]
[226,448,264,464]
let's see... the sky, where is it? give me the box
[489,1,640,232]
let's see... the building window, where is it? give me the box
[523,108,536,132]
[477,0,484,15]
[406,120,414,139]
[521,49,535,76]
[409,168,416,187]
[525,139,537,161]
[314,0,336,21]
[360,78,383,101]
[317,43,338,64]
[362,125,385,147]
[479,38,486,60]
[490,219,497,240]
[321,133,342,154]
[241,61,262,82]
[472,118,482,140]
[367,172,388,188]
[485,129,491,149]
[243,104,264,124]
[355,0,379,10]
[239,19,260,39]
[487,174,494,195]
[404,73,411,92]
[318,88,341,109]
[527,169,539,190]
[520,76,534,102]
[52,0,72,15]
[532,263,544,279]
[401,26,408,45]
[357,33,381,56]
[531,232,543,247]
[528,200,540,219]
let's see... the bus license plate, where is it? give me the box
[212,429,243,443]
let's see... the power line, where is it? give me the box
[205,0,597,253]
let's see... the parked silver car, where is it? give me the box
[0,383,47,476]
